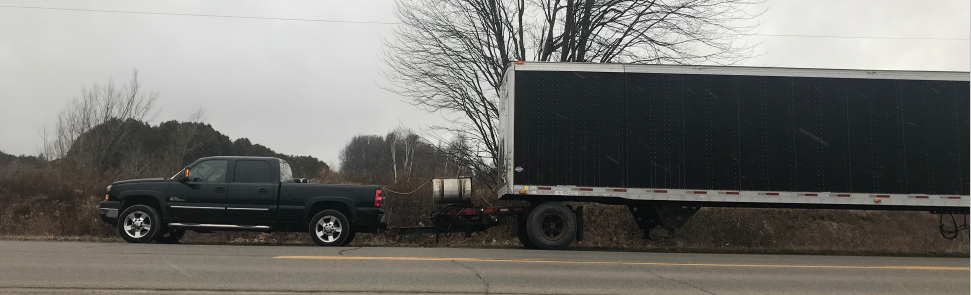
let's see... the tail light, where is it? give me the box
[374,189,383,207]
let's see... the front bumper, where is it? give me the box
[99,201,120,225]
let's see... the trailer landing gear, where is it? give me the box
[628,201,699,239]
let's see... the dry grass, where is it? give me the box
[1,165,967,257]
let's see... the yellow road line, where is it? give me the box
[273,255,969,271]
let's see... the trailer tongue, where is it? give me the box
[390,177,585,248]
[391,62,970,250]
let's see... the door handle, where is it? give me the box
[258,189,269,194]
[215,187,226,193]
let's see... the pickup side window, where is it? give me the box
[188,160,228,182]
[279,159,294,183]
[234,160,273,183]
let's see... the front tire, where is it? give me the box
[155,228,186,244]
[525,202,576,250]
[118,205,161,243]
[309,210,351,246]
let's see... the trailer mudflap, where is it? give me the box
[574,206,584,242]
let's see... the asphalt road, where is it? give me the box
[0,240,967,295]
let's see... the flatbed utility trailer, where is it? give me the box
[397,62,971,250]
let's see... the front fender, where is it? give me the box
[304,197,357,223]
[118,190,168,216]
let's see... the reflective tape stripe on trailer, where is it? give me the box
[654,188,958,199]
[511,185,968,205]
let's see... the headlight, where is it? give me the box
[106,185,112,192]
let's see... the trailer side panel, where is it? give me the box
[511,68,970,195]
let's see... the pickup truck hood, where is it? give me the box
[112,178,170,185]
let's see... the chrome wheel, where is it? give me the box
[123,211,152,239]
[315,215,343,243]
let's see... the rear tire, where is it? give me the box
[309,210,351,246]
[118,205,161,243]
[525,202,576,250]
[340,231,357,246]
[155,228,186,244]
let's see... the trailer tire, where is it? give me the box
[525,202,576,250]
[516,219,537,249]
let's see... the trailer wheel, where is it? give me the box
[525,202,576,250]
[516,219,537,249]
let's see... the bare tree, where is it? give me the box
[384,0,762,187]
[399,131,420,181]
[387,127,422,183]
[161,109,207,173]
[42,70,160,172]
[340,128,466,185]
[388,130,401,182]
[339,135,392,184]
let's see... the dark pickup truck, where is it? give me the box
[99,156,385,246]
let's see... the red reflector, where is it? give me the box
[459,209,476,215]
[693,191,707,194]
[805,193,817,197]
[483,208,495,214]
[876,195,890,198]
[578,188,593,191]
[726,191,739,195]
[765,192,779,196]
[514,207,524,211]
[948,196,961,199]
[837,194,851,197]
[374,189,383,207]
[537,187,551,190]
[614,189,627,192]
[915,196,929,199]
[653,190,667,193]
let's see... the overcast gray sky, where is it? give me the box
[0,0,968,167]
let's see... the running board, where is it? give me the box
[168,223,272,230]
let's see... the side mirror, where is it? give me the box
[179,169,190,182]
